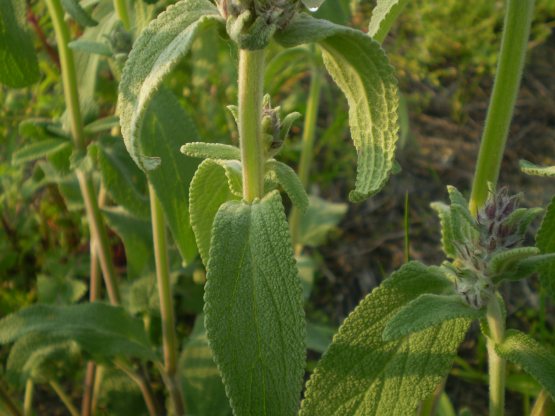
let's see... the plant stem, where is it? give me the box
[530,390,555,416]
[468,0,535,216]
[113,0,131,31]
[148,185,185,416]
[485,295,506,416]
[115,360,161,416]
[0,381,22,416]
[238,49,265,202]
[23,380,33,416]
[289,61,322,253]
[45,0,121,304]
[90,365,104,416]
[50,381,80,416]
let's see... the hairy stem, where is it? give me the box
[486,296,506,416]
[530,390,555,416]
[23,380,33,416]
[469,0,535,215]
[149,185,185,416]
[0,381,22,416]
[289,61,322,253]
[238,49,265,202]
[113,0,131,31]
[50,381,80,416]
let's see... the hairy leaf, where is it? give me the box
[181,142,241,161]
[0,0,39,87]
[12,139,72,165]
[488,247,540,275]
[204,191,305,415]
[383,294,482,342]
[61,0,98,27]
[69,39,112,56]
[180,315,231,416]
[276,14,399,202]
[189,159,240,266]
[266,159,309,212]
[118,0,222,170]
[496,330,555,400]
[368,0,409,43]
[0,302,155,361]
[299,196,347,247]
[520,160,555,177]
[141,89,200,264]
[431,202,457,259]
[300,262,469,416]
[537,197,555,299]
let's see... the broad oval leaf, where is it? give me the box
[496,330,555,400]
[276,14,399,202]
[367,0,409,44]
[300,262,470,416]
[0,0,40,88]
[189,159,241,266]
[383,294,483,342]
[118,0,223,170]
[204,191,305,415]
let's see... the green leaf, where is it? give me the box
[276,14,399,202]
[189,159,240,266]
[0,302,155,361]
[118,0,222,170]
[300,262,469,416]
[488,247,540,275]
[37,274,87,305]
[204,191,305,416]
[69,39,112,56]
[537,197,555,299]
[180,315,232,416]
[383,294,483,342]
[306,321,335,354]
[102,207,154,279]
[431,202,457,259]
[266,159,309,212]
[181,142,241,160]
[12,139,72,165]
[91,140,150,219]
[0,0,39,88]
[84,115,120,134]
[368,0,409,43]
[141,89,200,264]
[61,0,98,27]
[299,196,348,247]
[496,330,555,400]
[520,160,555,177]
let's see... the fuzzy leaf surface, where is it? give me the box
[12,139,71,165]
[266,159,309,212]
[520,160,555,177]
[117,0,222,170]
[141,89,200,264]
[276,14,399,202]
[300,262,469,416]
[368,0,409,43]
[0,0,39,87]
[61,0,98,27]
[0,302,155,361]
[204,191,305,415]
[537,197,555,299]
[383,294,481,341]
[181,142,241,160]
[496,330,555,400]
[189,159,240,266]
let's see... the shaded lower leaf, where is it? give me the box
[299,196,348,247]
[537,197,555,299]
[266,159,309,212]
[12,139,71,166]
[300,262,469,416]
[204,191,305,415]
[496,330,555,400]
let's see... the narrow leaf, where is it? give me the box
[189,159,240,266]
[520,160,555,177]
[368,0,409,43]
[383,294,483,342]
[181,142,241,160]
[431,202,457,259]
[118,0,222,170]
[276,14,399,202]
[0,0,40,87]
[61,0,98,27]
[537,197,555,299]
[204,191,305,415]
[300,262,470,416]
[69,39,111,56]
[496,330,555,400]
[266,159,309,212]
[12,139,71,165]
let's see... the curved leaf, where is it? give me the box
[520,160,555,177]
[300,262,469,416]
[276,14,399,202]
[266,159,309,212]
[204,191,305,415]
[118,0,222,170]
[537,197,555,299]
[181,142,241,161]
[496,330,555,400]
[368,0,409,43]
[61,0,98,27]
[0,0,39,87]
